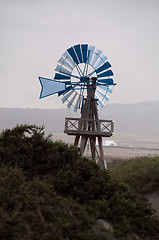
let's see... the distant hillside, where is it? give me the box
[101,101,159,135]
[0,101,159,136]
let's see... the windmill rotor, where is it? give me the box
[39,44,116,112]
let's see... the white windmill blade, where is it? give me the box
[67,92,77,109]
[87,45,95,64]
[79,95,84,108]
[55,64,71,75]
[62,51,76,67]
[97,89,109,101]
[91,49,102,67]
[58,57,74,71]
[73,94,83,112]
[61,89,74,103]
[74,94,80,112]
[94,54,107,70]
[95,94,104,108]
[98,85,112,93]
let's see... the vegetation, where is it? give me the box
[111,156,159,194]
[0,125,159,240]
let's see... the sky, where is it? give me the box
[0,0,159,110]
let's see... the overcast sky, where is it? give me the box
[0,0,159,110]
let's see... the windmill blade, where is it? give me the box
[97,89,109,101]
[87,60,111,78]
[39,77,66,98]
[74,44,83,63]
[74,94,80,112]
[97,78,115,85]
[74,94,83,112]
[58,86,72,96]
[91,49,102,67]
[55,64,72,76]
[95,94,104,108]
[80,96,84,114]
[67,92,77,109]
[81,44,88,63]
[94,54,107,70]
[87,45,95,64]
[54,73,70,80]
[67,46,79,64]
[61,89,74,103]
[62,51,76,67]
[95,61,111,74]
[98,85,112,93]
[58,57,74,71]
[97,69,114,78]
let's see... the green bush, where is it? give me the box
[0,166,107,240]
[0,125,80,177]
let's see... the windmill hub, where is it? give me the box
[80,76,87,82]
[39,44,117,169]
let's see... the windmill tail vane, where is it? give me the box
[39,44,116,112]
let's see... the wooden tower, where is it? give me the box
[64,77,114,169]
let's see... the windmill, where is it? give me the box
[39,44,116,169]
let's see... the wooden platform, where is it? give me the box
[64,118,114,137]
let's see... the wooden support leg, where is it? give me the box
[98,136,107,169]
[89,136,96,159]
[74,135,80,147]
[80,135,88,155]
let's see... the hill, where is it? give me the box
[0,101,159,136]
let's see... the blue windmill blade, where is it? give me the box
[97,78,115,85]
[97,89,109,101]
[81,44,88,63]
[67,46,83,76]
[95,61,111,74]
[98,85,112,93]
[74,44,83,63]
[67,46,79,64]
[87,60,111,78]
[58,86,72,96]
[97,69,114,78]
[39,77,66,98]
[54,73,70,80]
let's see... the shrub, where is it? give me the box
[0,125,80,177]
[0,166,107,240]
